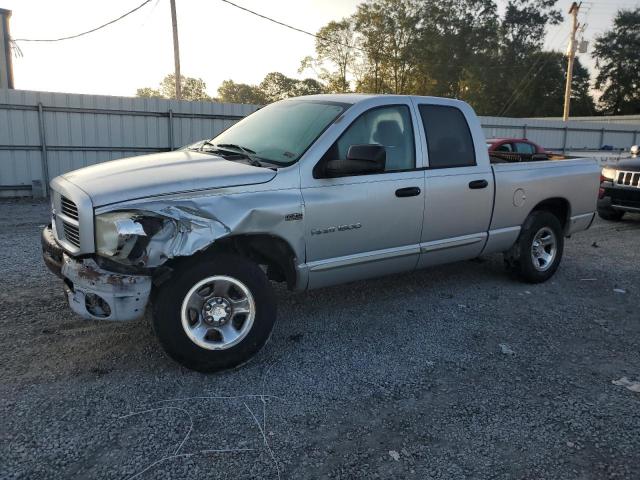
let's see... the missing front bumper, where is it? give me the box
[42,226,152,321]
[61,255,152,321]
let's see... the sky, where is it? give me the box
[3,0,638,98]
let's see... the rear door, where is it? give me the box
[414,101,494,268]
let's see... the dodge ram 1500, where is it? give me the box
[42,94,600,372]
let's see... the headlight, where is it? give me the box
[601,167,616,180]
[95,212,149,261]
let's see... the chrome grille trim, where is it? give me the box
[63,223,81,247]
[61,196,79,220]
[50,176,95,255]
[616,171,640,188]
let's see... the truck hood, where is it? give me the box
[61,151,277,206]
[602,157,640,172]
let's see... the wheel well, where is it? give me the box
[530,198,571,233]
[206,234,298,289]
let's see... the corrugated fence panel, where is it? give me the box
[1,89,639,197]
[0,89,259,197]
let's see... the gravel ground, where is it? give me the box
[1,198,639,480]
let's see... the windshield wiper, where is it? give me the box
[202,142,265,167]
[216,143,257,155]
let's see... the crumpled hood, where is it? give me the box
[61,151,277,206]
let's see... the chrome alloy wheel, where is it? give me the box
[180,275,255,350]
[530,226,557,272]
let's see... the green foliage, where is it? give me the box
[492,52,595,117]
[217,80,268,104]
[135,87,163,99]
[302,0,603,117]
[218,72,325,104]
[136,74,212,101]
[300,19,357,92]
[138,72,325,105]
[593,8,640,115]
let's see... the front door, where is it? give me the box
[301,103,425,289]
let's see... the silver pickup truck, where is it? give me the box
[42,94,600,372]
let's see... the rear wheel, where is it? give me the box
[505,211,564,283]
[152,253,276,372]
[597,207,624,221]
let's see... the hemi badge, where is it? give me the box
[285,213,303,221]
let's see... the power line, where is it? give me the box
[219,0,360,52]
[497,29,568,117]
[12,0,155,42]
[219,0,562,72]
[500,35,571,117]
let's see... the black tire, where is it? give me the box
[597,207,624,221]
[505,211,564,284]
[152,253,276,372]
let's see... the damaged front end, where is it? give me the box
[93,207,231,268]
[62,255,152,321]
[43,187,306,322]
[42,224,152,321]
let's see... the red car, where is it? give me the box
[487,138,549,162]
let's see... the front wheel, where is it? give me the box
[505,211,564,283]
[152,253,277,372]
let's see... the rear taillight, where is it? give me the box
[598,187,606,199]
[600,174,607,183]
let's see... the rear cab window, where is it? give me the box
[418,105,476,168]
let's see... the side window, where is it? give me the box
[323,105,416,172]
[515,142,535,154]
[495,143,513,152]
[418,105,476,168]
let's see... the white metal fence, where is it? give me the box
[1,89,639,197]
[480,115,639,153]
[0,89,258,197]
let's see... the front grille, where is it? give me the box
[61,196,79,220]
[62,222,81,247]
[616,171,640,188]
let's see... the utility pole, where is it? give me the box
[562,1,580,122]
[170,0,181,100]
[0,8,14,89]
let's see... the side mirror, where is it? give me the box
[324,144,386,177]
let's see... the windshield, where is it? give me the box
[207,99,348,165]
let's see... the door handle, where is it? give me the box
[395,187,421,197]
[468,179,488,189]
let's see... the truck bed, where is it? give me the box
[490,158,600,234]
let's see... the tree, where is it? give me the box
[217,80,267,104]
[593,8,640,115]
[301,19,357,92]
[293,78,326,97]
[136,74,212,101]
[135,87,163,98]
[353,0,422,94]
[260,72,325,102]
[259,72,299,102]
[304,0,576,117]
[218,73,325,105]
[496,52,595,117]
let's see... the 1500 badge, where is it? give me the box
[311,223,362,235]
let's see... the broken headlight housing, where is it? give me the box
[95,211,164,265]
